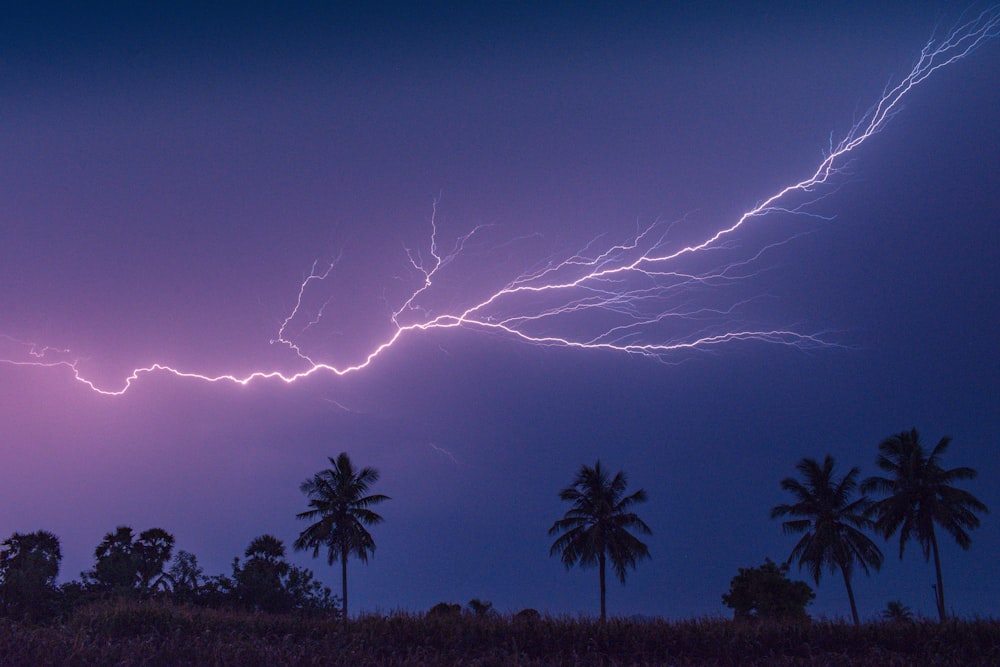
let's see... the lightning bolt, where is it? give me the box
[4,7,999,396]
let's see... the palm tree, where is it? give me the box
[135,528,175,594]
[0,530,61,586]
[0,530,62,620]
[548,460,651,620]
[235,534,292,613]
[294,452,389,618]
[882,599,914,623]
[89,526,138,592]
[771,455,883,625]
[84,526,175,596]
[861,429,989,621]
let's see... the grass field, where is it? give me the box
[1,600,998,665]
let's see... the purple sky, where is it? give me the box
[2,3,999,620]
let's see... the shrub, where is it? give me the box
[722,558,815,620]
[427,602,462,617]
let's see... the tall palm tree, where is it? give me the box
[294,452,389,618]
[771,455,883,625]
[861,429,989,621]
[548,460,651,620]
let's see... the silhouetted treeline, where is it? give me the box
[1,431,989,628]
[0,527,338,622]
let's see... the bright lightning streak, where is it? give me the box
[3,8,999,396]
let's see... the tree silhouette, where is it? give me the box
[87,526,138,593]
[227,535,335,613]
[722,558,815,621]
[233,535,291,612]
[882,599,914,623]
[467,598,496,618]
[0,530,62,620]
[771,455,883,625]
[84,526,174,596]
[231,534,336,613]
[294,452,389,618]
[135,528,175,594]
[548,460,651,620]
[862,429,989,621]
[168,550,204,604]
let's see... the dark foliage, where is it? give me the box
[515,608,541,622]
[81,526,175,597]
[722,558,815,620]
[2,601,999,665]
[467,598,496,618]
[882,600,915,624]
[231,535,338,614]
[0,530,62,621]
[427,602,462,617]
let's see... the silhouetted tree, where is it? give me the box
[427,602,462,617]
[467,598,496,618]
[197,573,237,608]
[0,530,62,621]
[168,550,204,604]
[135,528,175,594]
[882,599,915,623]
[85,526,138,593]
[548,460,651,620]
[233,535,291,612]
[514,607,541,621]
[231,534,335,613]
[862,429,989,621]
[282,564,337,613]
[722,558,815,621]
[83,526,174,597]
[771,455,883,625]
[295,452,389,618]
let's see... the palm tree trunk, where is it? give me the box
[840,564,860,626]
[930,529,946,622]
[598,552,607,621]
[341,546,349,620]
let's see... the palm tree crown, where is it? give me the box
[549,460,651,620]
[862,429,988,621]
[0,530,61,587]
[294,452,389,618]
[771,454,883,625]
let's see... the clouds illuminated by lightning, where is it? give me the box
[3,7,999,396]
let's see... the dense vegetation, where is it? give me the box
[1,600,998,666]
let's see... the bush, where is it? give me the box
[722,558,815,621]
[427,602,462,617]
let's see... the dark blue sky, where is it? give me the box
[1,3,998,620]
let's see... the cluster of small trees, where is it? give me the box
[0,527,338,621]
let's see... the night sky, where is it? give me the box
[2,3,998,621]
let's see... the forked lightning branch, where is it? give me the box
[3,7,999,396]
